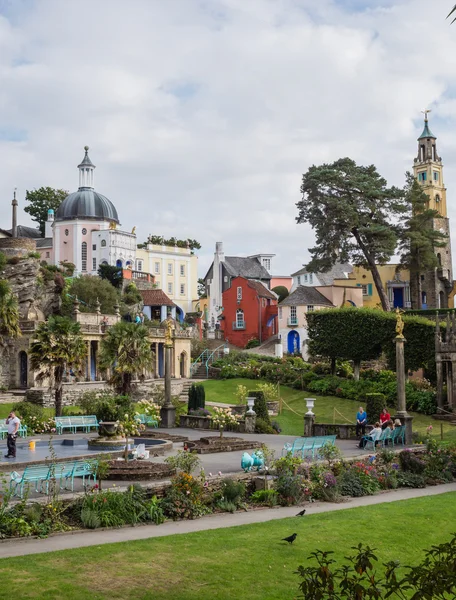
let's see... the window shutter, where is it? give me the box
[367,284,373,296]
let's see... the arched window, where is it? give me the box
[236,309,244,329]
[101,239,107,247]
[435,194,440,204]
[81,242,87,271]
[420,145,425,161]
[421,291,427,306]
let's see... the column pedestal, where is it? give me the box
[160,345,176,427]
[244,413,256,433]
[304,413,315,438]
[395,335,413,444]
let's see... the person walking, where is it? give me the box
[5,411,20,458]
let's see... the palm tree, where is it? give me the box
[0,280,21,345]
[99,321,153,396]
[30,316,87,416]
[449,5,456,22]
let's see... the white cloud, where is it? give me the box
[0,0,456,277]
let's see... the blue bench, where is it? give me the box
[0,420,28,439]
[55,415,99,434]
[135,413,158,428]
[10,459,98,498]
[282,435,337,459]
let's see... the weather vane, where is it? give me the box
[421,108,432,121]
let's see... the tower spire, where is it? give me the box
[78,146,96,190]
[11,188,18,238]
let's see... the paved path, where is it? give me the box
[0,481,454,559]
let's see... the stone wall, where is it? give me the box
[25,379,186,408]
[0,238,37,256]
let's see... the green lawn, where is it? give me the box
[201,378,456,441]
[0,493,455,599]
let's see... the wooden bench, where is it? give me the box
[282,435,337,459]
[135,413,158,428]
[55,415,99,434]
[0,420,28,439]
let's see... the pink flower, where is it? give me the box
[209,473,212,477]
[203,482,208,487]
[218,471,222,476]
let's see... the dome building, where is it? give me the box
[44,147,136,275]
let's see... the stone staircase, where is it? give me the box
[244,335,279,356]
[191,365,208,380]
[178,380,193,404]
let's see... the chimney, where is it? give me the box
[215,241,224,262]
[12,188,18,238]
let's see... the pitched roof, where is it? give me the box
[280,286,334,307]
[291,262,353,285]
[140,289,176,307]
[224,256,270,280]
[247,279,277,300]
[2,225,43,239]
[35,238,53,248]
[418,120,436,140]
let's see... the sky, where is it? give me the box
[1,0,456,277]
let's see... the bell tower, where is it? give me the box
[411,110,453,309]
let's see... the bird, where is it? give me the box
[282,533,298,544]
[296,509,306,517]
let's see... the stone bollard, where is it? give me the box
[304,413,315,437]
[244,413,257,433]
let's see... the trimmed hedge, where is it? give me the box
[187,384,206,413]
[248,390,271,424]
[365,393,387,423]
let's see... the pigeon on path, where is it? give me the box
[296,509,306,517]
[282,533,298,544]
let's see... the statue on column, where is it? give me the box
[165,318,175,347]
[395,307,405,339]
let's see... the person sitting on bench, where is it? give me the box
[358,422,382,449]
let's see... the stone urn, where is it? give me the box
[99,421,119,437]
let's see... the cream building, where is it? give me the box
[135,243,198,319]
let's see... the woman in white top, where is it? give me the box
[358,422,382,449]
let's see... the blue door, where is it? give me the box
[287,330,300,354]
[158,343,164,377]
[393,287,404,308]
[90,342,97,381]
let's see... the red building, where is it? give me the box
[222,277,278,348]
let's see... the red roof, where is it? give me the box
[140,289,176,307]
[247,280,277,300]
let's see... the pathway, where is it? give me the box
[0,482,454,558]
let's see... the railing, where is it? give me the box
[232,321,246,330]
[190,343,226,377]
[132,270,151,281]
[287,317,298,326]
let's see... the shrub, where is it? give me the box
[365,393,387,423]
[187,384,206,413]
[220,478,246,505]
[275,473,305,505]
[399,450,426,474]
[248,390,270,424]
[164,450,200,475]
[162,473,210,520]
[339,470,366,497]
[257,382,279,401]
[396,472,427,488]
[271,420,282,434]
[255,418,275,434]
[250,489,278,506]
[245,338,260,349]
[79,391,132,422]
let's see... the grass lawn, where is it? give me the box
[0,493,455,599]
[201,378,456,441]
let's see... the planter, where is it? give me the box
[179,415,211,429]
[99,421,119,436]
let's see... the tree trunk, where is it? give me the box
[122,373,132,396]
[331,357,337,376]
[354,360,361,381]
[352,229,391,311]
[54,366,64,417]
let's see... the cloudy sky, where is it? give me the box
[1,0,456,277]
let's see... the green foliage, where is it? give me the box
[99,322,153,395]
[272,285,289,302]
[122,282,142,305]
[274,472,305,506]
[249,489,278,506]
[97,264,123,289]
[0,279,21,343]
[79,390,133,422]
[307,307,438,375]
[245,338,260,349]
[254,418,275,434]
[318,442,343,466]
[187,383,206,413]
[162,472,210,520]
[24,187,68,236]
[219,478,246,505]
[197,278,206,298]
[399,450,426,474]
[365,393,386,422]
[0,252,6,271]
[140,234,201,251]
[164,450,201,475]
[396,472,427,488]
[297,158,405,311]
[11,401,54,434]
[62,275,119,316]
[295,534,456,599]
[248,390,270,424]
[29,316,86,416]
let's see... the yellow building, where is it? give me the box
[333,265,411,309]
[135,243,198,318]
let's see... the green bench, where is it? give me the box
[135,413,158,428]
[55,415,99,434]
[0,420,28,439]
[10,459,98,498]
[364,426,406,451]
[282,435,337,459]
